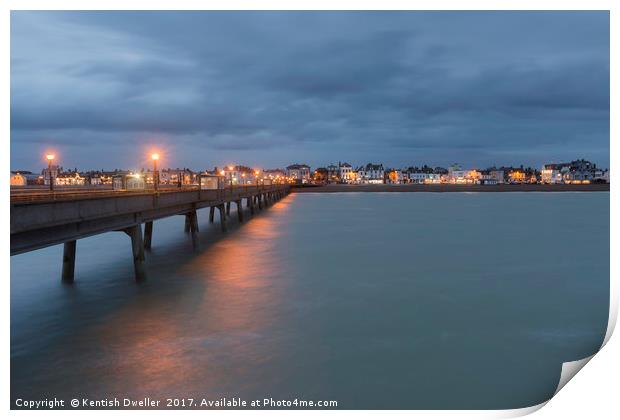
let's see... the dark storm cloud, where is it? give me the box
[10,11,609,170]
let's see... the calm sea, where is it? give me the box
[11,192,609,409]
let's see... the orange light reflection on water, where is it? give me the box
[79,194,296,399]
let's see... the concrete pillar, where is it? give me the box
[218,204,227,232]
[187,210,199,249]
[61,240,77,283]
[226,202,231,216]
[144,221,153,250]
[236,200,243,222]
[184,214,191,232]
[125,225,146,282]
[248,196,255,215]
[209,206,215,223]
[258,194,263,210]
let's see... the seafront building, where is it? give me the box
[357,163,385,184]
[540,159,608,184]
[10,158,609,187]
[286,164,311,184]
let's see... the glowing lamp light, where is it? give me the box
[228,165,234,171]
[46,154,55,161]
[151,153,160,161]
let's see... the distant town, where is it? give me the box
[10,158,610,189]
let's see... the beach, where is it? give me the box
[292,183,610,193]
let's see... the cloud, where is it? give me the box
[10,11,609,170]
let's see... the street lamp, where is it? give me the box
[228,166,234,189]
[46,154,55,191]
[151,153,160,191]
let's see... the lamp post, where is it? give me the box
[151,153,160,191]
[46,154,55,191]
[228,166,234,189]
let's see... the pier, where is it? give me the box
[10,185,290,282]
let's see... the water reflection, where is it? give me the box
[12,195,295,402]
[11,193,609,409]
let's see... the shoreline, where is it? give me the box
[291,184,610,193]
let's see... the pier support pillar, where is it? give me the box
[124,225,146,282]
[258,194,263,210]
[184,214,191,232]
[209,206,215,223]
[187,210,199,249]
[226,202,231,216]
[218,204,227,232]
[236,200,243,222]
[144,221,153,250]
[248,197,255,215]
[61,240,77,283]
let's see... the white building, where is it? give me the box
[594,169,610,183]
[408,172,427,184]
[541,164,565,184]
[407,172,442,184]
[339,162,354,183]
[479,173,498,185]
[490,170,505,184]
[55,172,86,186]
[359,163,384,184]
[447,164,468,183]
[42,165,59,186]
[449,170,468,183]
[286,164,311,183]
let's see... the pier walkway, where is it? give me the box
[10,185,290,282]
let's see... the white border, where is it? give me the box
[2,1,616,419]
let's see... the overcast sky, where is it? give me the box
[10,11,609,172]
